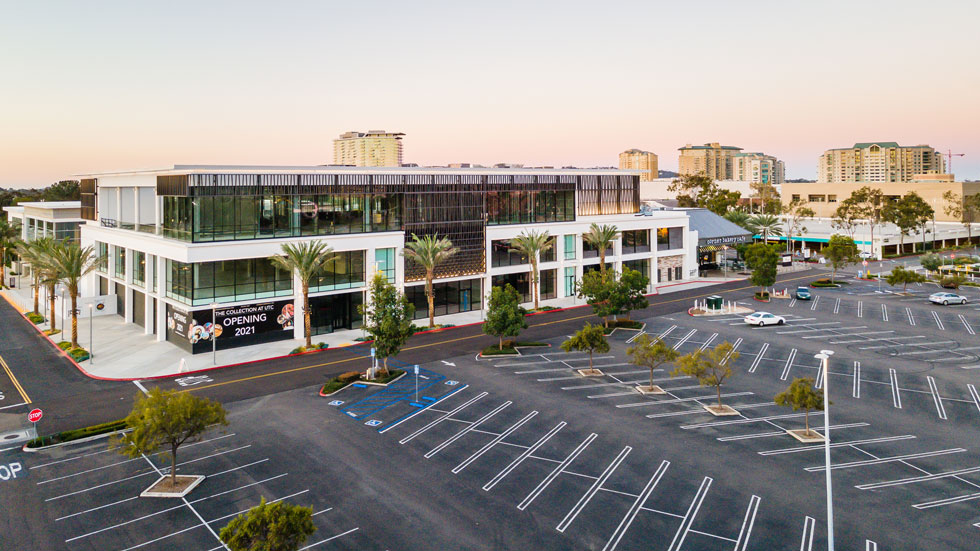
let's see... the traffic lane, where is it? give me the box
[0,447,65,551]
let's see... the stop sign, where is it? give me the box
[862,261,868,267]
[27,409,42,423]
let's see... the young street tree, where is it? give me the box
[749,180,779,214]
[220,497,317,551]
[668,173,741,215]
[746,213,783,243]
[627,333,679,393]
[15,237,53,315]
[885,265,927,293]
[577,269,617,327]
[582,223,619,275]
[115,388,228,488]
[483,284,528,350]
[774,377,826,438]
[943,190,980,244]
[783,198,815,253]
[744,242,779,296]
[919,253,942,273]
[831,200,861,239]
[358,272,415,375]
[561,323,609,374]
[45,242,105,348]
[823,234,859,283]
[0,219,19,289]
[402,233,457,328]
[270,241,336,349]
[610,267,649,321]
[844,187,885,255]
[509,230,553,310]
[671,341,740,413]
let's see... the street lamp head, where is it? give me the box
[820,349,835,356]
[814,353,829,361]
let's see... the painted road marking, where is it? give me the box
[889,369,902,408]
[733,495,761,551]
[858,300,863,318]
[617,391,753,408]
[698,333,718,351]
[722,338,742,364]
[969,385,980,414]
[556,446,632,532]
[452,411,538,474]
[780,348,798,381]
[424,401,512,458]
[601,460,670,551]
[853,362,861,398]
[657,325,678,339]
[398,392,488,444]
[905,307,915,325]
[859,338,952,350]
[748,343,768,373]
[789,299,797,307]
[881,304,888,322]
[682,412,810,430]
[932,311,945,330]
[0,354,30,404]
[800,517,816,551]
[758,435,916,456]
[804,449,966,472]
[926,376,947,420]
[810,296,820,311]
[666,477,712,551]
[646,402,777,419]
[379,384,469,434]
[856,465,980,490]
[483,422,566,492]
[834,297,840,314]
[778,321,843,333]
[672,329,697,350]
[517,433,597,510]
[960,314,976,335]
[718,423,869,442]
[867,540,878,551]
[913,491,980,510]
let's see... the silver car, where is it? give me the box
[929,292,968,306]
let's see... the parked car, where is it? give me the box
[744,312,786,326]
[929,292,968,306]
[858,251,877,260]
[794,287,812,300]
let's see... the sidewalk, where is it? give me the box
[1,276,741,381]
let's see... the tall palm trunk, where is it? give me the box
[530,258,539,310]
[32,274,39,314]
[47,283,56,332]
[599,250,606,275]
[70,294,79,348]
[302,283,311,348]
[426,268,435,329]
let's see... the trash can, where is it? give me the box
[707,295,723,310]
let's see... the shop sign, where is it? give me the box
[701,235,751,246]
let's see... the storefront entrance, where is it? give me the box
[310,292,363,335]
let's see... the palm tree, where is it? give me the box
[583,223,619,275]
[723,210,751,230]
[32,239,61,333]
[45,242,105,348]
[509,230,553,310]
[403,233,458,329]
[269,241,337,349]
[747,214,783,243]
[15,237,54,315]
[0,219,19,289]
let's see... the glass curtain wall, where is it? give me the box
[310,251,366,293]
[657,227,684,250]
[166,258,292,306]
[622,230,650,254]
[405,278,482,320]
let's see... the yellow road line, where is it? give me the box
[0,354,31,404]
[185,272,817,393]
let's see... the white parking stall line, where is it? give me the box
[380,384,470,434]
[562,356,617,363]
[566,377,671,391]
[601,460,670,551]
[894,344,960,356]
[398,392,488,444]
[859,337,948,350]
[828,332,901,344]
[932,311,945,330]
[666,477,712,551]
[556,446,632,533]
[926,376,948,420]
[718,423,869,442]
[295,527,360,550]
[517,433,597,510]
[882,304,888,322]
[484,422,566,491]
[853,362,861,398]
[867,540,878,551]
[515,367,569,374]
[810,296,820,311]
[617,392,754,409]
[960,314,976,335]
[672,329,697,350]
[800,327,869,339]
[699,333,718,351]
[733,495,761,551]
[856,465,980,490]
[833,297,840,314]
[625,330,646,344]
[780,348,798,381]
[913,491,980,510]
[905,307,915,326]
[748,343,769,373]
[646,402,777,419]
[804,448,966,472]
[590,382,700,399]
[658,325,678,339]
[969,384,980,414]
[889,369,902,409]
[722,338,742,364]
[789,299,797,307]
[682,412,809,430]
[778,321,843,333]
[858,300,863,318]
[424,401,512,459]
[759,435,916,456]
[800,517,816,551]
[452,411,537,474]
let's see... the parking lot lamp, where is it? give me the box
[211,303,218,365]
[88,303,94,365]
[722,246,728,280]
[815,349,835,551]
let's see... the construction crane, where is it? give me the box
[944,149,965,174]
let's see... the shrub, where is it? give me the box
[68,348,90,362]
[810,278,847,288]
[26,418,128,449]
[338,371,361,384]
[26,312,45,324]
[940,275,966,289]
[56,341,72,350]
[607,319,643,330]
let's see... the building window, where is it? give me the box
[405,278,482,320]
[582,238,613,259]
[133,251,146,288]
[563,234,576,260]
[310,251,366,293]
[623,259,650,281]
[656,227,683,251]
[491,240,528,267]
[96,242,108,273]
[166,257,293,306]
[540,236,557,263]
[113,246,126,279]
[375,248,395,283]
[491,270,556,303]
[564,267,576,297]
[622,230,650,255]
[808,195,825,202]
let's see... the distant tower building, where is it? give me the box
[678,143,743,180]
[732,152,785,185]
[333,130,404,167]
[818,142,945,183]
[618,149,659,181]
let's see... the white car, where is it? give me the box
[929,292,968,306]
[858,251,877,260]
[744,312,786,326]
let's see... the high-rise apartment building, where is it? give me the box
[818,142,945,183]
[678,143,742,180]
[619,149,659,181]
[333,130,404,167]
[732,152,785,185]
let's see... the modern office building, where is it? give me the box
[731,152,785,186]
[75,166,695,354]
[818,142,946,183]
[618,149,659,181]
[678,143,743,180]
[2,201,83,242]
[332,130,405,167]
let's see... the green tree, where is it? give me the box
[220,497,316,551]
[577,269,617,327]
[44,241,105,348]
[115,388,228,487]
[403,233,458,328]
[823,234,859,283]
[509,230,553,310]
[14,240,43,314]
[41,180,80,201]
[560,323,609,373]
[774,377,826,437]
[885,191,933,254]
[582,223,619,275]
[358,272,415,375]
[746,213,783,243]
[831,199,861,240]
[269,241,337,349]
[671,341,740,410]
[943,190,980,245]
[750,180,779,214]
[610,267,649,321]
[845,187,885,255]
[919,253,942,273]
[483,284,528,350]
[723,210,751,229]
[783,199,815,253]
[668,173,741,215]
[627,333,679,392]
[32,238,61,333]
[0,219,19,289]
[885,265,926,293]
[744,242,779,295]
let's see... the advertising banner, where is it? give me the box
[166,300,295,354]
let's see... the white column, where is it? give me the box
[115,187,122,223]
[155,256,167,342]
[155,195,163,234]
[133,188,140,228]
[144,292,154,335]
[123,248,134,324]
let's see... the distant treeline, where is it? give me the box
[0,181,80,219]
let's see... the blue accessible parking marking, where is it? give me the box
[340,361,449,419]
[445,380,459,386]
[365,420,382,427]
[328,400,344,406]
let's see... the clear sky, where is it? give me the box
[2,0,978,188]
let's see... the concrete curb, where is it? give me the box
[22,427,131,453]
[319,370,407,397]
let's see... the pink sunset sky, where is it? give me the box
[2,0,979,188]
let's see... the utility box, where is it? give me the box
[707,295,723,310]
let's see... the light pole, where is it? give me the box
[722,246,728,280]
[210,303,218,365]
[814,349,836,551]
[60,286,66,337]
[88,303,94,365]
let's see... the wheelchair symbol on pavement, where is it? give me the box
[175,375,214,387]
[365,419,382,427]
[445,380,459,386]
[328,400,344,406]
